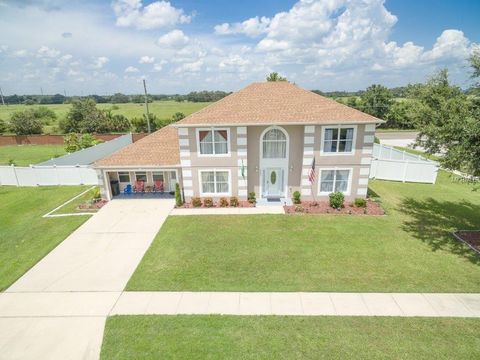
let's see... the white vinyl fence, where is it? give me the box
[370,143,438,184]
[0,165,98,186]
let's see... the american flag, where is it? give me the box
[308,157,316,183]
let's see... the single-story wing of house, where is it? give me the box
[94,81,382,203]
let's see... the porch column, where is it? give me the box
[178,128,193,199]
[300,125,315,198]
[236,126,248,199]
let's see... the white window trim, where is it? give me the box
[196,127,231,157]
[198,169,232,196]
[320,125,357,156]
[260,126,289,160]
[117,171,130,183]
[317,167,353,196]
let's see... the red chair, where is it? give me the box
[154,180,164,193]
[134,180,144,193]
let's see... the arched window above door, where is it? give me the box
[262,128,287,159]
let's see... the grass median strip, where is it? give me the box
[101,315,480,359]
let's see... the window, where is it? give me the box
[135,172,147,182]
[152,172,164,182]
[323,127,354,153]
[318,169,351,194]
[262,128,287,158]
[200,170,230,195]
[118,172,130,183]
[198,129,229,155]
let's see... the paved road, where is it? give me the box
[0,199,174,360]
[376,131,419,148]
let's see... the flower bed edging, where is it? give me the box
[284,199,384,216]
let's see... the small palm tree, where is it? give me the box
[266,72,287,82]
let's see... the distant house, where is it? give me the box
[95,81,382,203]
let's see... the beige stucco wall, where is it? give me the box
[246,125,304,198]
[180,123,374,202]
[186,126,240,199]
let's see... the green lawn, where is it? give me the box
[394,146,441,161]
[127,171,480,292]
[0,144,66,166]
[101,315,480,359]
[51,186,100,215]
[0,101,210,133]
[0,186,90,290]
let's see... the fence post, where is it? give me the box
[54,165,60,185]
[402,160,409,183]
[11,164,19,186]
[77,165,83,185]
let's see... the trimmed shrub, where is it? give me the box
[374,136,380,144]
[219,197,229,207]
[203,197,214,207]
[175,183,183,207]
[329,192,345,209]
[354,198,367,208]
[92,187,101,200]
[230,196,239,207]
[248,192,256,204]
[293,191,301,204]
[191,197,202,207]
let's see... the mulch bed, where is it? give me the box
[453,230,480,254]
[284,200,384,215]
[78,199,108,211]
[177,200,255,209]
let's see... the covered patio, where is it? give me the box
[105,169,179,199]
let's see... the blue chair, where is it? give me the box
[123,184,132,195]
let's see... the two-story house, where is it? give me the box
[95,81,381,203]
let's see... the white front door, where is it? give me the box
[264,167,283,197]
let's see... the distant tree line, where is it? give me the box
[1,91,231,105]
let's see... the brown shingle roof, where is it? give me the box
[176,82,381,126]
[95,126,179,167]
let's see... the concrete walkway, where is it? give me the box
[170,205,285,215]
[111,291,480,317]
[0,199,174,360]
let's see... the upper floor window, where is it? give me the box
[198,129,229,155]
[262,128,287,158]
[323,126,355,153]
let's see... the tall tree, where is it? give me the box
[413,69,480,177]
[266,72,287,82]
[360,84,393,119]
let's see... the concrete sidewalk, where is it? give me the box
[111,291,480,317]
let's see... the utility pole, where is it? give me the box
[40,87,44,96]
[0,87,5,106]
[143,79,151,133]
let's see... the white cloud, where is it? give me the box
[157,29,189,48]
[422,30,470,61]
[152,60,167,72]
[112,0,191,30]
[92,56,109,69]
[13,49,29,57]
[214,16,270,37]
[139,55,155,64]
[37,45,60,58]
[125,66,139,73]
[174,59,203,74]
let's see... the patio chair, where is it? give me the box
[134,180,145,193]
[123,184,132,195]
[153,180,164,193]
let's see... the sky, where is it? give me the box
[0,0,478,95]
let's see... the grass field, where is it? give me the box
[0,101,211,133]
[127,171,480,292]
[0,186,90,291]
[0,144,66,166]
[101,315,480,359]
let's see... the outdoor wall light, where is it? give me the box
[289,165,294,172]
[255,166,259,172]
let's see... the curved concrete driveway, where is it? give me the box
[0,198,174,360]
